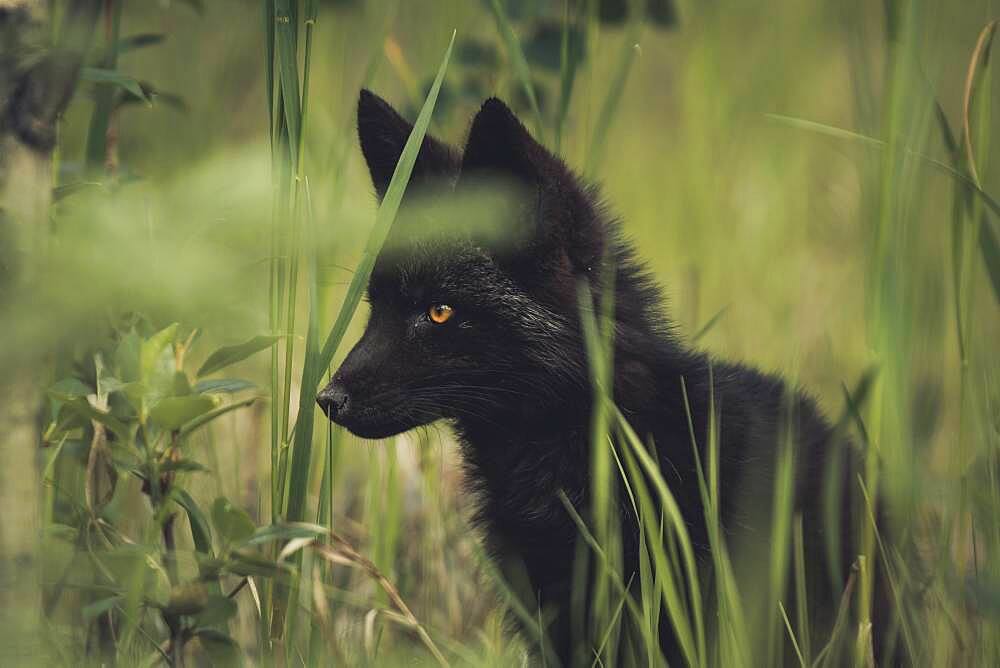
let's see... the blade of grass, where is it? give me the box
[614,405,706,667]
[555,0,582,153]
[273,0,301,169]
[315,31,456,379]
[690,304,730,343]
[793,515,812,664]
[487,0,546,142]
[679,374,750,666]
[960,20,997,187]
[284,176,320,525]
[585,15,642,177]
[779,601,807,668]
[767,112,1000,303]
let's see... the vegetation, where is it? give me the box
[1,0,998,665]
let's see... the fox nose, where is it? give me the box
[316,383,350,419]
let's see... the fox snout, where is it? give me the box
[315,381,350,420]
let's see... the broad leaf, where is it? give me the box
[149,395,215,430]
[212,497,255,547]
[194,594,238,627]
[197,335,280,377]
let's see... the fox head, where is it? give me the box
[317,90,629,439]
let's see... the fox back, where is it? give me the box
[318,90,877,665]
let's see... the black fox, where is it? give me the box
[318,90,879,665]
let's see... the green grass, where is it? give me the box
[4,0,999,666]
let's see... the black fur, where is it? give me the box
[319,90,878,665]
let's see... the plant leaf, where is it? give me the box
[212,497,256,547]
[197,335,281,377]
[225,550,294,577]
[173,488,214,555]
[115,33,166,54]
[488,0,546,140]
[240,522,327,548]
[194,595,238,627]
[179,397,256,439]
[81,67,150,103]
[83,595,123,621]
[193,378,257,394]
[159,459,210,474]
[192,629,241,668]
[149,395,215,430]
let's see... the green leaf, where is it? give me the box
[240,522,326,548]
[316,32,456,383]
[52,181,103,202]
[60,397,129,438]
[136,325,180,412]
[115,33,166,54]
[141,323,178,384]
[193,594,238,627]
[44,523,79,544]
[304,37,455,523]
[274,0,302,167]
[159,459,210,474]
[174,489,214,555]
[81,67,150,103]
[179,397,256,439]
[172,371,193,396]
[196,335,281,377]
[115,330,142,382]
[980,214,1000,303]
[48,377,93,400]
[83,595,123,621]
[192,629,241,668]
[193,379,257,394]
[149,395,215,430]
[212,497,256,547]
[690,305,730,343]
[225,550,293,577]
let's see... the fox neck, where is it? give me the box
[451,308,692,536]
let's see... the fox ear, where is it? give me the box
[460,98,604,279]
[357,89,459,200]
[460,98,548,184]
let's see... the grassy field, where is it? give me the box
[3,0,999,665]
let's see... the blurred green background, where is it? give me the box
[3,0,999,665]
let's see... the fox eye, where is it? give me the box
[428,304,454,324]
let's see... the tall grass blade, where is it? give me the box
[487,0,546,142]
[273,0,301,168]
[615,406,706,667]
[316,31,456,377]
[767,112,1000,302]
[961,20,997,187]
[586,29,641,176]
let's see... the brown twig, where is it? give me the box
[312,533,451,668]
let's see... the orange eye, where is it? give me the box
[428,304,454,324]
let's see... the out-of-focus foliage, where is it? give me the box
[2,0,998,665]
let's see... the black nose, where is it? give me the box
[316,383,349,418]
